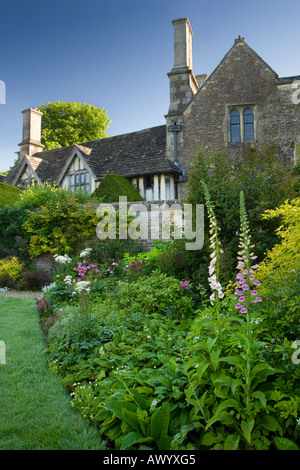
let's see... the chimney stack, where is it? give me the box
[19,108,44,158]
[167,18,198,116]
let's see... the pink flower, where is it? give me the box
[251,290,258,296]
[236,273,245,280]
[242,284,249,290]
[238,296,246,302]
[252,297,262,303]
[235,289,243,296]
[249,275,255,280]
[252,280,260,286]
[218,291,224,299]
[241,308,248,313]
[235,303,243,309]
[236,261,245,269]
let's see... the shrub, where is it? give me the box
[257,198,300,340]
[0,182,23,207]
[0,274,17,289]
[0,257,23,282]
[17,182,92,209]
[90,237,141,266]
[91,173,144,202]
[23,195,99,258]
[117,270,194,317]
[20,269,51,291]
[0,207,30,261]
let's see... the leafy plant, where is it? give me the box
[0,256,23,282]
[23,195,99,258]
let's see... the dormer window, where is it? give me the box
[229,106,255,143]
[68,171,90,193]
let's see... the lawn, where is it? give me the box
[0,296,106,450]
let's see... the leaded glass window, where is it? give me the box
[243,108,254,141]
[68,171,90,193]
[230,110,241,143]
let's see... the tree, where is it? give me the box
[39,101,111,150]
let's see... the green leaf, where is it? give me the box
[231,378,243,394]
[103,400,137,420]
[213,375,233,388]
[210,348,222,370]
[220,355,244,370]
[214,398,239,416]
[260,415,283,435]
[120,432,154,450]
[201,431,220,446]
[224,433,240,450]
[136,386,153,395]
[251,362,274,378]
[273,437,299,450]
[252,390,266,407]
[205,411,236,430]
[241,419,255,444]
[150,402,170,441]
[122,408,141,433]
[196,361,210,382]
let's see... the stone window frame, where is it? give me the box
[226,104,256,143]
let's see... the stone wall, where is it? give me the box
[31,200,184,271]
[169,39,300,200]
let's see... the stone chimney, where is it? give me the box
[19,108,44,158]
[167,18,198,116]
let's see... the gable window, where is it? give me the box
[68,171,90,193]
[229,106,255,143]
[230,110,241,143]
[243,108,254,141]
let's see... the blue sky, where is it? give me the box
[0,0,299,172]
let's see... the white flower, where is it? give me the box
[64,275,73,286]
[42,282,57,292]
[80,248,92,258]
[74,280,91,293]
[53,254,72,264]
[209,264,215,276]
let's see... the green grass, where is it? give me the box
[0,297,107,450]
[0,182,23,208]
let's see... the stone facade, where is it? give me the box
[166,23,300,200]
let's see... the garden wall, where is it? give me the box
[32,200,184,273]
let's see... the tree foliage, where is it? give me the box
[186,143,298,282]
[39,101,111,150]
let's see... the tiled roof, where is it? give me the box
[277,75,300,84]
[5,125,181,185]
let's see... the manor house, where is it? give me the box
[5,18,300,201]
